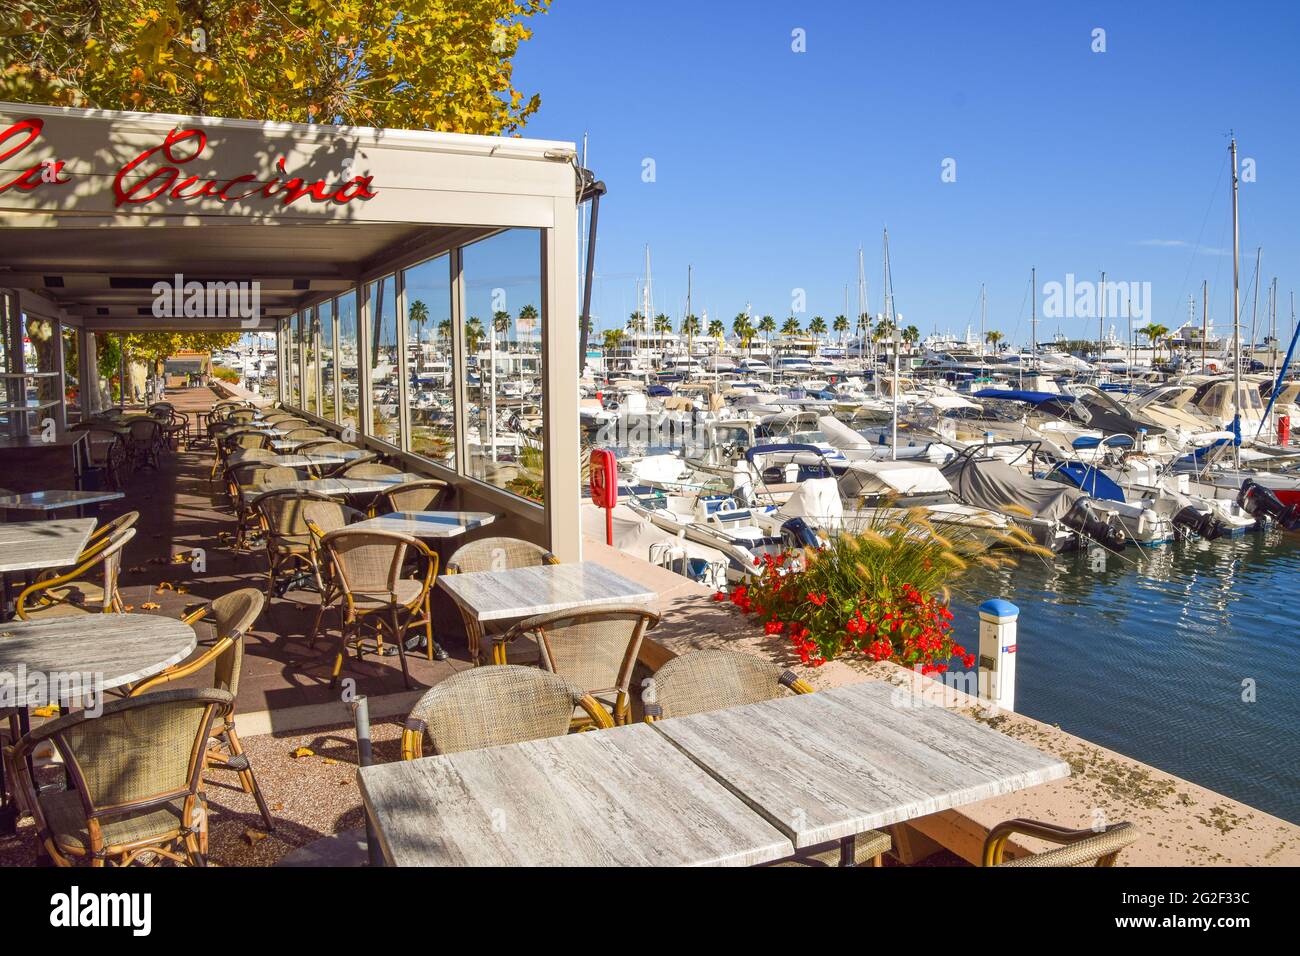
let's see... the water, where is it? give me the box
[950,529,1300,825]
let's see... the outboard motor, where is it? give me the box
[1171,505,1229,540]
[1061,499,1128,549]
[779,517,822,552]
[1237,479,1300,530]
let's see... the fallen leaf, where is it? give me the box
[122,605,135,612]
[176,585,190,594]
[31,705,59,718]
[157,582,175,592]
[140,602,161,610]
[290,746,315,759]
[322,757,337,765]
[241,828,268,845]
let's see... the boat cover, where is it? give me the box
[839,460,952,496]
[777,478,844,526]
[941,456,1085,521]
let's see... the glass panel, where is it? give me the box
[62,325,80,423]
[338,291,359,432]
[461,229,543,500]
[289,312,301,408]
[367,275,400,446]
[319,299,336,421]
[403,256,454,468]
[24,314,60,412]
[303,306,319,415]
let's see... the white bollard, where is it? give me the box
[978,598,1019,712]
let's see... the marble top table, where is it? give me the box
[0,614,196,707]
[230,452,351,469]
[651,680,1071,851]
[0,489,125,514]
[349,510,497,539]
[0,518,97,574]
[438,560,657,624]
[251,472,428,499]
[358,722,794,867]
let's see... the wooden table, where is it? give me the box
[0,488,124,518]
[358,722,795,867]
[0,518,96,574]
[438,560,658,664]
[349,510,496,539]
[0,613,197,832]
[650,680,1070,863]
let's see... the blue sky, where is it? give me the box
[513,0,1300,346]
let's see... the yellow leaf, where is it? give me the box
[290,747,315,759]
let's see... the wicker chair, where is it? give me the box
[400,665,612,760]
[126,417,163,471]
[302,501,367,646]
[339,461,400,479]
[15,527,135,619]
[378,478,450,514]
[227,463,299,551]
[283,427,328,441]
[643,649,892,868]
[254,490,336,598]
[319,528,441,688]
[983,819,1138,866]
[642,649,814,720]
[81,426,128,489]
[6,688,233,866]
[129,589,274,831]
[445,536,558,663]
[500,605,660,726]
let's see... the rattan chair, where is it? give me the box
[378,478,450,514]
[227,463,299,551]
[126,417,163,471]
[81,426,128,489]
[445,536,558,663]
[643,649,892,868]
[6,688,233,866]
[87,509,140,546]
[641,648,814,720]
[15,527,135,619]
[302,501,367,646]
[983,819,1138,866]
[129,589,274,831]
[254,490,336,598]
[283,427,328,441]
[400,665,612,760]
[339,461,400,479]
[319,528,440,688]
[500,605,660,726]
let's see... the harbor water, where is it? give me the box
[950,529,1300,825]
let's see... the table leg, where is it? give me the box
[839,833,857,868]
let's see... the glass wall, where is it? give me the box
[319,299,336,421]
[303,306,319,415]
[461,229,543,501]
[367,275,400,446]
[289,312,301,408]
[403,255,454,468]
[61,325,80,423]
[338,291,359,431]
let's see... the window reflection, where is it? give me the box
[461,229,543,501]
[319,299,336,421]
[289,312,301,408]
[303,306,319,414]
[403,255,454,468]
[367,275,400,446]
[338,292,359,430]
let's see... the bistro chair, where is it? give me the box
[400,665,612,760]
[80,425,128,490]
[642,648,814,720]
[499,605,660,726]
[339,461,400,479]
[378,478,450,514]
[87,509,140,546]
[318,528,441,688]
[283,427,328,441]
[126,417,164,471]
[227,464,298,551]
[129,588,274,831]
[254,490,338,598]
[983,819,1138,866]
[229,409,259,424]
[643,649,892,868]
[445,536,559,664]
[302,501,366,647]
[15,527,136,619]
[5,688,233,867]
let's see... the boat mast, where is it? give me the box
[1249,246,1262,366]
[1201,279,1208,370]
[980,282,986,360]
[1230,134,1242,468]
[1099,270,1106,371]
[1031,266,1038,375]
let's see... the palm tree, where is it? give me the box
[653,313,672,351]
[436,318,452,346]
[518,304,538,340]
[626,311,645,336]
[465,316,485,355]
[808,315,828,339]
[408,299,429,368]
[902,325,920,351]
[680,313,701,358]
[1138,323,1169,363]
[601,328,625,353]
[781,316,801,336]
[758,314,776,358]
[492,310,510,341]
[833,314,849,350]
[732,312,754,356]
[984,330,1004,353]
[707,318,725,344]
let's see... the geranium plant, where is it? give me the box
[713,509,1046,671]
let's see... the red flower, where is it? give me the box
[962,653,976,669]
[712,591,726,602]
[807,591,828,607]
[764,620,785,635]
